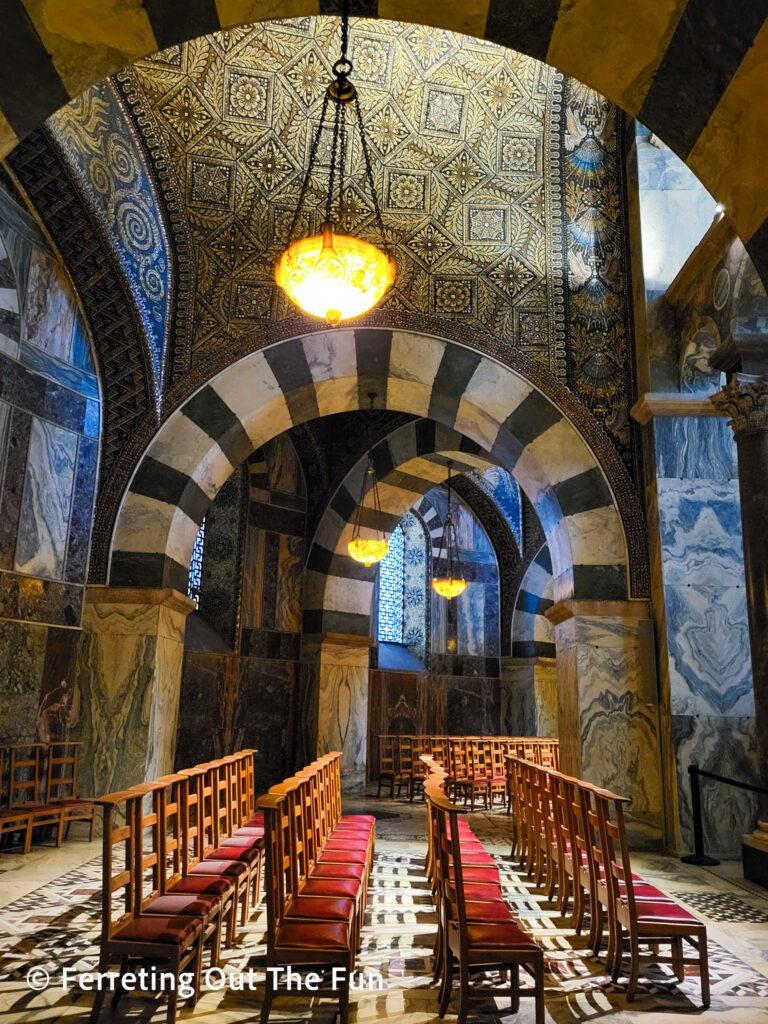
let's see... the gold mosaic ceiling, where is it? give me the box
[121,18,567,370]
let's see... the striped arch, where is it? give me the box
[512,545,556,659]
[109,328,631,610]
[305,419,499,634]
[2,2,766,281]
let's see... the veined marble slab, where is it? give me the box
[666,584,753,717]
[658,478,745,588]
[15,417,77,579]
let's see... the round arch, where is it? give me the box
[3,3,766,282]
[109,327,641,606]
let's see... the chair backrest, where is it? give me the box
[398,736,413,774]
[97,788,142,940]
[258,789,291,940]
[134,781,166,912]
[378,735,395,775]
[178,765,207,867]
[156,773,188,892]
[594,788,636,915]
[8,743,45,807]
[45,742,80,802]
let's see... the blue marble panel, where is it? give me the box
[19,341,99,398]
[15,418,78,579]
[84,399,101,439]
[457,582,484,656]
[654,417,737,481]
[671,714,758,857]
[71,313,96,373]
[22,248,76,361]
[658,478,744,587]
[665,584,753,717]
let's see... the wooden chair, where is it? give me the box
[376,735,400,797]
[135,779,225,967]
[395,736,414,798]
[596,789,710,1005]
[90,788,204,1024]
[4,743,65,849]
[45,742,97,841]
[427,774,544,1024]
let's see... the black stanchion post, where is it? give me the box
[682,764,720,866]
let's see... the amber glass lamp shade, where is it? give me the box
[276,222,395,326]
[347,535,388,566]
[431,577,467,599]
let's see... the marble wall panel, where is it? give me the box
[666,584,752,717]
[316,642,370,791]
[671,714,759,857]
[534,660,558,737]
[21,248,76,360]
[500,661,536,736]
[457,582,485,657]
[0,620,47,743]
[36,626,80,742]
[658,479,744,588]
[198,468,244,647]
[275,534,303,633]
[444,676,500,736]
[238,658,299,794]
[15,418,77,579]
[654,417,737,480]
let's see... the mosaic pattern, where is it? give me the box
[562,79,636,467]
[377,523,404,644]
[118,19,573,373]
[3,801,768,1023]
[49,81,170,396]
[670,892,768,924]
[400,512,429,662]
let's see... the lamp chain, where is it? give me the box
[286,89,330,244]
[354,92,389,256]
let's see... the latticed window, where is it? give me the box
[187,517,206,605]
[377,524,404,643]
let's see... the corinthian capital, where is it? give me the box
[710,374,768,435]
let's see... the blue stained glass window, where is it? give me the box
[187,517,206,604]
[377,524,404,643]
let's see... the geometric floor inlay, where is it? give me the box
[669,891,768,923]
[2,795,768,1022]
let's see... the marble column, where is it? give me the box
[72,587,195,799]
[547,600,664,847]
[711,374,768,807]
[500,656,557,736]
[306,633,372,791]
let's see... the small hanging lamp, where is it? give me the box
[347,393,388,566]
[432,461,467,599]
[275,0,395,326]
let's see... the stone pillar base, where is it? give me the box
[72,586,194,798]
[305,633,372,792]
[500,656,557,736]
[547,600,663,848]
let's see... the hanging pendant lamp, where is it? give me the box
[347,393,388,566]
[275,0,395,326]
[432,461,467,599]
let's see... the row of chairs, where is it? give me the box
[258,751,375,1024]
[422,756,545,1023]
[92,749,263,1024]
[377,735,559,807]
[0,742,95,853]
[506,754,710,1005]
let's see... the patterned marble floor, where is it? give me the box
[2,794,768,1023]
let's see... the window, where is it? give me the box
[377,523,404,643]
[187,517,206,605]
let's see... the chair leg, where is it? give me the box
[627,932,640,1001]
[457,959,470,1024]
[510,962,520,1012]
[534,954,545,1024]
[672,936,684,981]
[260,963,274,1024]
[699,931,710,1007]
[377,776,382,798]
[611,922,623,982]
[438,950,454,1017]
